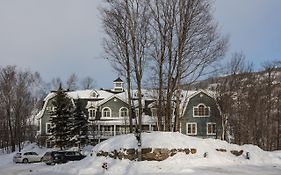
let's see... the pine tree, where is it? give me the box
[50,85,73,150]
[70,99,89,147]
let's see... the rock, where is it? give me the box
[184,148,190,154]
[170,149,177,157]
[124,153,137,161]
[230,150,243,156]
[216,148,227,152]
[177,148,184,152]
[117,152,124,160]
[126,148,136,155]
[190,148,197,154]
[97,151,109,157]
[155,153,169,161]
[142,148,152,154]
[142,152,156,161]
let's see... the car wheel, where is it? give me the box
[23,158,28,164]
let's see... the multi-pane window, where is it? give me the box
[135,108,139,117]
[115,82,122,87]
[101,125,113,136]
[207,123,216,135]
[116,125,129,135]
[88,109,96,119]
[193,104,210,117]
[120,107,128,117]
[186,123,197,135]
[46,123,52,134]
[102,107,111,117]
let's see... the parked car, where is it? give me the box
[13,151,42,163]
[42,151,86,165]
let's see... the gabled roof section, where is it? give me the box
[113,77,123,82]
[181,89,217,116]
[98,92,129,106]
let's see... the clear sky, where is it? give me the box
[0,0,280,88]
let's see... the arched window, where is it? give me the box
[102,107,111,118]
[193,104,210,117]
[119,107,128,117]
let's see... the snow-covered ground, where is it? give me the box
[0,132,280,175]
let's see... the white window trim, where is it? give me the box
[186,122,197,135]
[151,108,157,117]
[119,107,128,118]
[46,122,52,134]
[88,108,96,119]
[207,122,216,136]
[193,103,210,117]
[102,107,112,118]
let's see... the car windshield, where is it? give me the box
[15,153,21,156]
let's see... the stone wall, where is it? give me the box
[95,148,246,161]
[96,148,197,161]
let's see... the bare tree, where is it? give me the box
[51,77,63,90]
[81,76,96,89]
[148,0,228,131]
[66,73,78,90]
[0,65,40,152]
[102,0,151,133]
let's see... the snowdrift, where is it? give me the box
[48,132,281,175]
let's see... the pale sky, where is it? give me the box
[0,0,280,88]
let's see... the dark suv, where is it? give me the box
[42,151,86,165]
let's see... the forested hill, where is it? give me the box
[184,67,281,91]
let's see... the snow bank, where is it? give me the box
[16,132,281,175]
[91,132,280,165]
[0,142,49,168]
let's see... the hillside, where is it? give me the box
[184,67,281,90]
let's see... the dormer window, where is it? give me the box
[90,90,99,98]
[193,103,210,117]
[91,92,97,98]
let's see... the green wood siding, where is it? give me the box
[40,98,55,135]
[181,92,222,138]
[99,97,129,118]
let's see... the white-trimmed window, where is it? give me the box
[151,108,157,117]
[88,109,96,119]
[186,123,197,135]
[119,107,128,117]
[135,108,139,118]
[207,123,216,135]
[102,107,111,118]
[101,125,113,136]
[193,104,210,117]
[90,91,97,98]
[46,123,52,134]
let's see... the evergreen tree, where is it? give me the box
[50,85,73,150]
[70,99,89,147]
